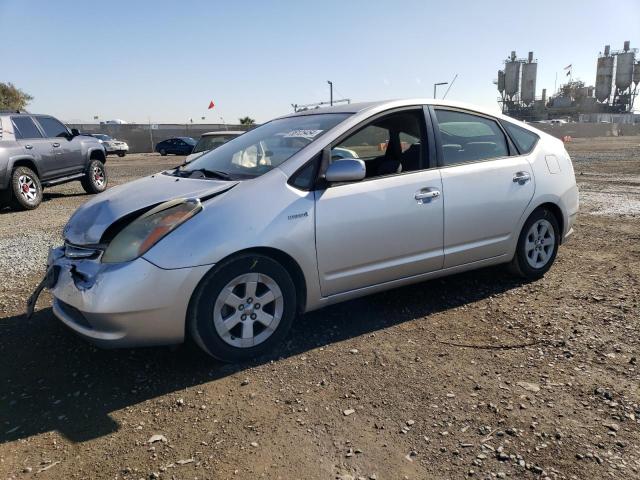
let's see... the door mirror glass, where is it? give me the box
[324,159,366,183]
[71,128,80,136]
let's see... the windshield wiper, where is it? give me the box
[187,168,232,180]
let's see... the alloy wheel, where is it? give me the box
[213,272,284,348]
[524,219,555,269]
[93,165,105,188]
[18,175,38,203]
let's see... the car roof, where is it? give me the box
[0,111,50,116]
[276,98,546,136]
[279,98,503,119]
[200,131,244,136]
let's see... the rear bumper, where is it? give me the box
[49,247,211,348]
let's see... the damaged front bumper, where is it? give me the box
[40,246,212,348]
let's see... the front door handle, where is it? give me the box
[25,144,33,150]
[513,171,531,185]
[415,189,441,204]
[52,142,60,148]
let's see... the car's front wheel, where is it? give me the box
[510,207,560,280]
[189,254,297,362]
[81,160,108,194]
[160,148,167,156]
[10,166,42,210]
[117,152,126,157]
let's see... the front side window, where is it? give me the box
[179,113,349,179]
[35,116,69,138]
[435,110,509,166]
[502,121,539,154]
[331,110,425,179]
[12,116,43,139]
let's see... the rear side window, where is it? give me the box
[35,116,69,138]
[12,116,43,139]
[502,121,539,154]
[434,109,509,166]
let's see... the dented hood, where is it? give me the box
[64,173,237,245]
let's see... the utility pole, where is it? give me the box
[433,82,448,99]
[148,117,154,153]
[327,80,333,106]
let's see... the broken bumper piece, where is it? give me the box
[47,245,212,348]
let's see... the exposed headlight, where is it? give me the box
[102,198,202,263]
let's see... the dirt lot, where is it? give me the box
[1,139,639,480]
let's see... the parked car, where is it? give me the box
[185,131,244,163]
[155,137,196,156]
[90,134,129,157]
[0,111,107,210]
[34,99,578,362]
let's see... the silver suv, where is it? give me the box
[0,111,107,210]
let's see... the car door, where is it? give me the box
[315,108,444,297]
[34,116,84,176]
[430,107,534,268]
[10,116,56,178]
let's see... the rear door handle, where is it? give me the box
[52,142,60,148]
[415,188,441,204]
[513,171,531,185]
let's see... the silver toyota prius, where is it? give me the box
[32,99,579,362]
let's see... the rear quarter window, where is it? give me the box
[11,116,43,139]
[502,121,539,154]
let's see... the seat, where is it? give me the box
[399,143,421,172]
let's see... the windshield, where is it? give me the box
[94,134,112,141]
[192,134,240,154]
[180,113,350,179]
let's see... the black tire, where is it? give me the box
[10,166,42,210]
[117,152,126,157]
[81,160,108,194]
[160,149,167,156]
[189,253,297,362]
[509,207,560,280]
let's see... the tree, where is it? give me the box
[0,82,33,111]
[238,116,255,126]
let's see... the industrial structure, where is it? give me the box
[497,42,639,121]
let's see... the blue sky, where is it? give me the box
[1,0,638,123]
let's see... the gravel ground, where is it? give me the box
[0,139,639,480]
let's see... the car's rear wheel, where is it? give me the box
[189,253,297,362]
[10,166,42,210]
[160,148,167,156]
[81,160,108,194]
[510,207,560,280]
[118,152,126,157]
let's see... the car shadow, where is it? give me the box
[43,192,88,201]
[0,192,87,213]
[0,266,527,444]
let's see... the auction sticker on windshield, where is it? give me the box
[284,129,323,139]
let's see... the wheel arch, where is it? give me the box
[10,156,40,177]
[219,247,307,314]
[88,147,106,164]
[531,201,565,244]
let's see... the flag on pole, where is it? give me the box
[208,100,215,109]
[564,64,572,77]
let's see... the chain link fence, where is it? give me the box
[67,123,252,153]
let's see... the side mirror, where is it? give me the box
[71,128,80,136]
[324,158,366,183]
